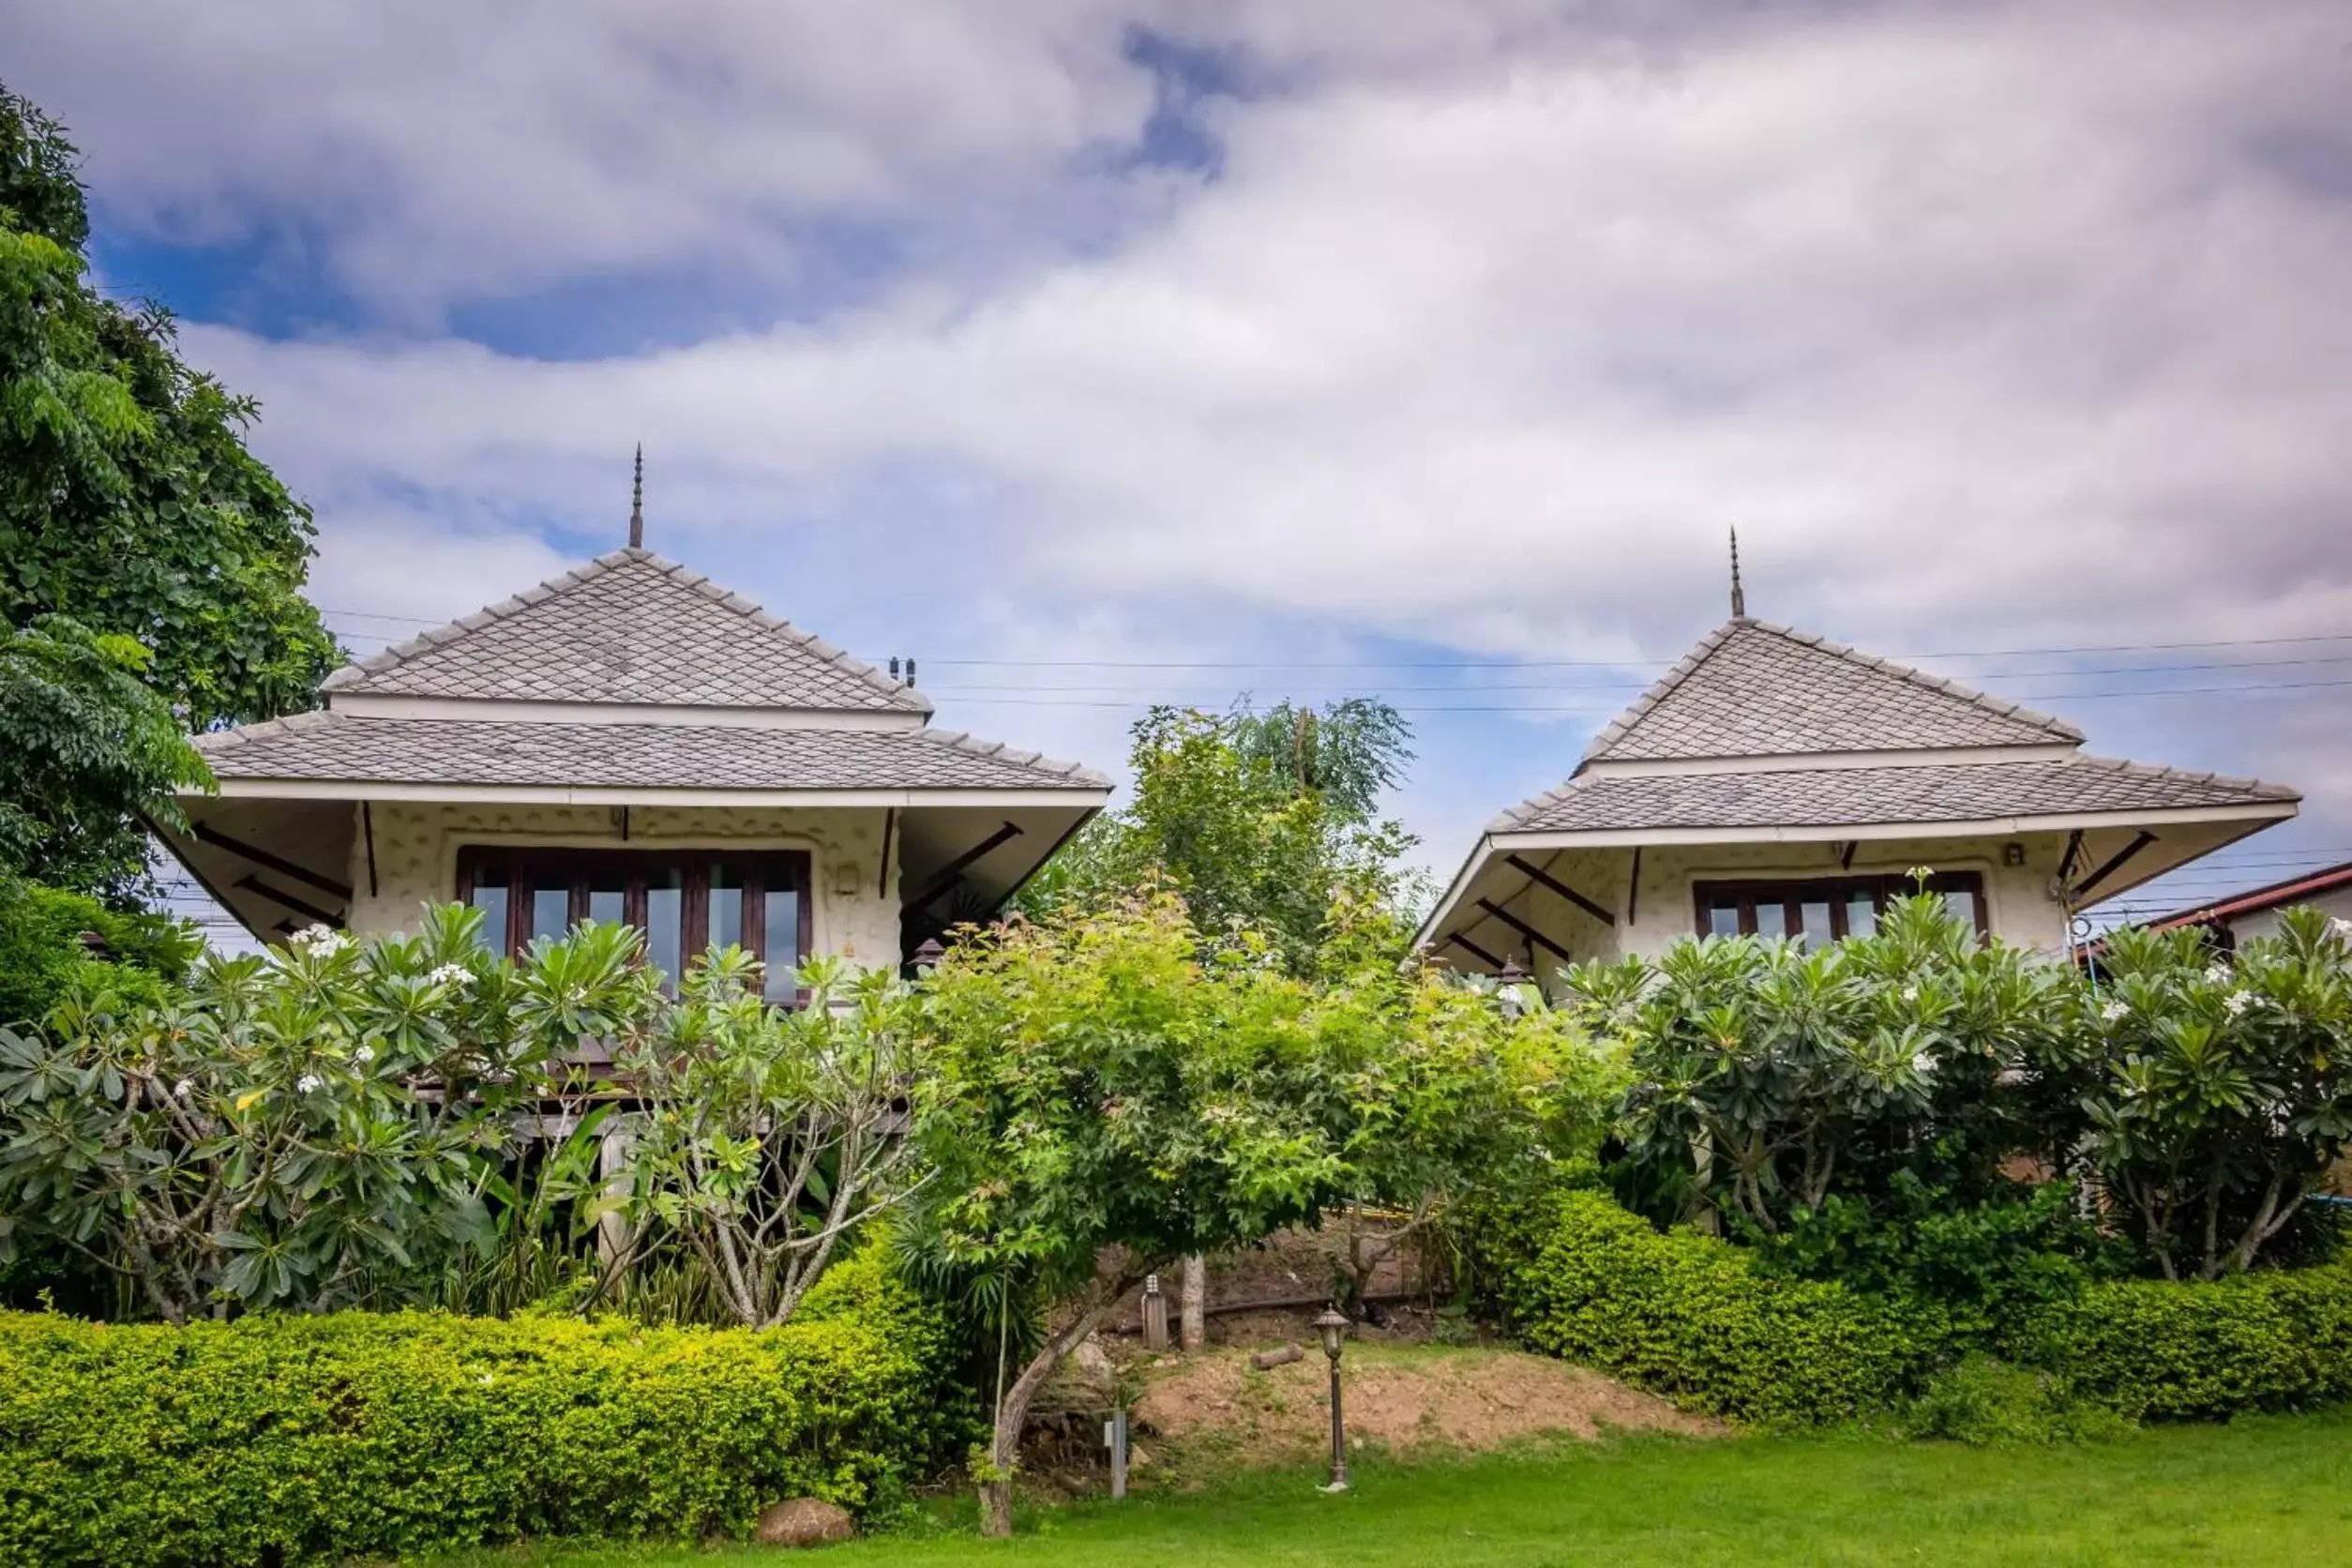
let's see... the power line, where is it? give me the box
[923,678,2352,711]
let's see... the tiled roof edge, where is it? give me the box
[917,728,1113,788]
[1576,620,1744,767]
[318,547,933,715]
[1742,619,2085,744]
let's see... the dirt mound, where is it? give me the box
[1128,1343,1720,1470]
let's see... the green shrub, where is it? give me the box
[1479,1187,1946,1425]
[1904,1354,2129,1445]
[0,1251,972,1568]
[0,875,193,1029]
[2022,1261,2352,1421]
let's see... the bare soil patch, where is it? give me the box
[1123,1342,1720,1476]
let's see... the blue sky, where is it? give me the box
[11,0,2352,933]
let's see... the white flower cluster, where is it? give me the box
[427,963,474,989]
[2100,1000,2129,1023]
[2224,991,2253,1017]
[295,1074,324,1093]
[290,925,350,957]
[2335,917,2352,939]
[354,1044,375,1064]
[2204,963,2231,985]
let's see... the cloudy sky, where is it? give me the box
[12,0,2351,930]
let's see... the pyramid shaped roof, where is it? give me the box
[322,548,930,716]
[1581,618,2079,766]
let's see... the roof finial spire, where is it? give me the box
[1728,526,1746,619]
[627,444,644,550]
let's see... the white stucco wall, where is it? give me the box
[1609,833,2074,959]
[2227,883,2352,944]
[342,801,901,966]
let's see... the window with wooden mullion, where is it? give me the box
[1694,871,1987,944]
[457,848,811,1002]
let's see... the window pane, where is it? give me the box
[1846,894,1878,938]
[1940,886,1980,932]
[763,888,800,1001]
[587,887,625,926]
[645,871,683,984]
[708,865,743,954]
[1799,899,1834,949]
[1756,902,1795,939]
[1707,901,1741,938]
[531,884,570,945]
[469,882,508,954]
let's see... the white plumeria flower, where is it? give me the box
[2224,990,2253,1017]
[2101,1000,2129,1023]
[2333,918,2352,939]
[1901,986,1919,1003]
[427,962,474,989]
[354,1045,375,1064]
[1912,1051,1937,1074]
[172,1078,194,1100]
[1906,866,1935,882]
[291,924,350,957]
[295,1074,324,1093]
[2204,964,2231,985]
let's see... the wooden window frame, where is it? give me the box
[456,846,813,1001]
[1691,871,1989,942]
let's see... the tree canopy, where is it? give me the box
[0,88,334,724]
[0,83,335,895]
[1014,698,1420,968]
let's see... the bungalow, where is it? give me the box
[161,514,1111,984]
[1417,586,2301,976]
[2139,860,2352,952]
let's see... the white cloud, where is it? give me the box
[23,0,2352,881]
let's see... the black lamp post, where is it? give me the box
[1312,1306,1351,1492]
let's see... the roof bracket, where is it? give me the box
[2071,830,2158,901]
[1445,930,1503,968]
[192,822,354,902]
[1475,897,1576,964]
[1504,854,1616,927]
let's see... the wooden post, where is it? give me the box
[1141,1274,1169,1350]
[1107,1410,1129,1500]
[1180,1254,1206,1350]
[597,1120,636,1260]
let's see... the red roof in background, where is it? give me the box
[2148,859,2352,930]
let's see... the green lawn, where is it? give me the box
[433,1407,2352,1567]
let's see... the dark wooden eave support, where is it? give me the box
[906,821,1025,912]
[360,802,380,897]
[877,807,897,897]
[1840,839,1859,870]
[1503,854,1616,927]
[234,874,344,928]
[191,822,354,901]
[2056,828,2085,885]
[1445,930,1503,968]
[2072,830,2158,901]
[1627,846,1641,926]
[1474,898,1576,965]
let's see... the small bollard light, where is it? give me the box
[1312,1306,1351,1493]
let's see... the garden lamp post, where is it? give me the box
[1495,959,1528,1018]
[1313,1306,1351,1492]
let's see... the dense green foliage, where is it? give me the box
[0,616,211,891]
[1476,1178,2352,1430]
[0,873,197,1028]
[418,1410,2352,1568]
[1014,701,1419,968]
[0,1250,965,1568]
[1477,1184,1943,1425]
[0,86,336,737]
[2027,1261,2352,1421]
[1566,897,2352,1278]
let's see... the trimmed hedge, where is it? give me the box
[0,1252,972,1568]
[1477,1186,2352,1428]
[1479,1188,1947,1425]
[2028,1265,2352,1421]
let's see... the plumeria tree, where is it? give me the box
[602,950,924,1328]
[1566,893,2077,1234]
[0,909,656,1321]
[2080,907,2352,1278]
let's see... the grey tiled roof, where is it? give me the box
[1584,620,2081,763]
[321,550,930,715]
[1492,755,2298,835]
[194,711,1111,792]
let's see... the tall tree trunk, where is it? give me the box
[977,1252,1153,1539]
[1180,1255,1206,1351]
